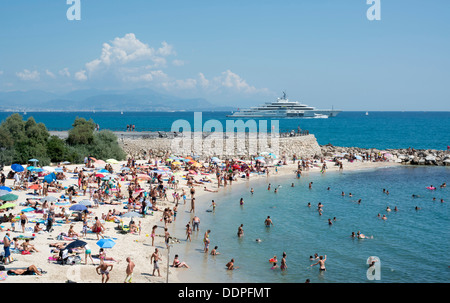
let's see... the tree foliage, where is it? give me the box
[0,113,126,166]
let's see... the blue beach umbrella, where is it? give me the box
[97,169,110,174]
[96,238,116,249]
[69,204,87,212]
[0,186,12,192]
[11,164,24,172]
[44,173,57,183]
[78,200,92,207]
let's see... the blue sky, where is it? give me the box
[0,0,449,110]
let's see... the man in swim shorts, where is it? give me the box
[96,260,113,283]
[151,248,162,277]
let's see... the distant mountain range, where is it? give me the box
[0,88,234,112]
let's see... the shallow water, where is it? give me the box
[170,166,449,283]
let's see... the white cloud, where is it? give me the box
[45,69,56,78]
[198,72,209,88]
[123,70,168,83]
[16,69,40,81]
[216,70,263,93]
[85,33,174,76]
[74,70,87,81]
[59,68,71,77]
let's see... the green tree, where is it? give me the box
[67,117,96,145]
[47,136,68,163]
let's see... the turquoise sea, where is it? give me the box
[171,166,449,283]
[1,111,449,150]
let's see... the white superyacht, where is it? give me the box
[227,92,341,118]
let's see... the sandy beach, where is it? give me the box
[0,156,401,283]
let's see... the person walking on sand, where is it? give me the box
[20,212,28,233]
[3,232,11,265]
[151,248,162,277]
[96,259,113,283]
[124,257,135,283]
[84,244,94,265]
[151,225,157,246]
[93,216,104,240]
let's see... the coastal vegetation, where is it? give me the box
[0,113,126,166]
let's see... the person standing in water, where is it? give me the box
[237,224,244,237]
[280,252,287,271]
[311,255,327,271]
[264,216,274,227]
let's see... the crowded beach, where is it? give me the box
[0,150,400,283]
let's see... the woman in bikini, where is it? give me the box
[172,254,189,268]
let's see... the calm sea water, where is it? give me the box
[1,111,449,150]
[171,166,449,283]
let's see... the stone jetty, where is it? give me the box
[320,144,450,166]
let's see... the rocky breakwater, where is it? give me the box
[320,144,450,166]
[118,132,323,160]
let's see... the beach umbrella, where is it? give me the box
[166,158,173,162]
[188,170,197,175]
[255,156,265,161]
[172,161,182,166]
[0,190,10,197]
[106,159,119,164]
[355,155,362,160]
[44,173,56,183]
[0,186,12,192]
[28,159,39,166]
[42,166,55,172]
[89,157,97,161]
[55,167,64,173]
[40,196,58,203]
[78,200,92,207]
[95,174,105,178]
[61,161,71,165]
[97,169,110,174]
[96,238,116,249]
[137,174,151,180]
[66,240,88,250]
[69,204,87,212]
[11,164,24,172]
[0,202,16,209]
[28,184,41,190]
[0,193,19,201]
[121,211,143,218]
[94,160,106,166]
